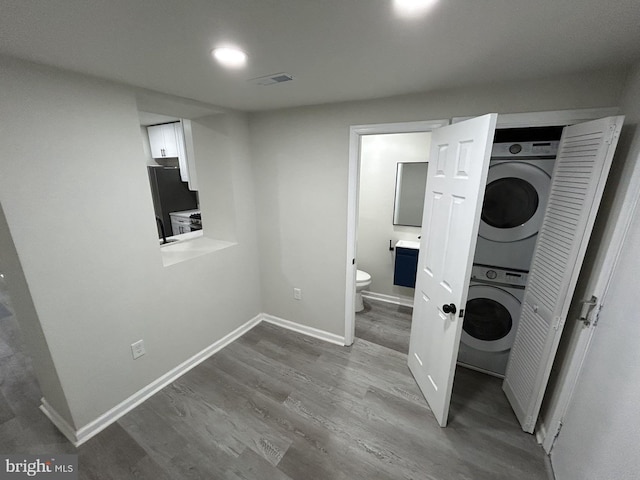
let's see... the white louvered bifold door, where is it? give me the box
[503,116,624,433]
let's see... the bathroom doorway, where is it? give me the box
[344,119,448,345]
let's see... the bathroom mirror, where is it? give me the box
[393,162,428,227]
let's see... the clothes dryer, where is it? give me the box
[473,141,557,271]
[457,264,527,377]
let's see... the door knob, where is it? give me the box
[442,303,457,314]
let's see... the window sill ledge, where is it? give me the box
[159,231,235,266]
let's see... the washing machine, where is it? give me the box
[473,141,558,271]
[457,264,528,377]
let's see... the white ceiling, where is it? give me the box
[2,0,640,112]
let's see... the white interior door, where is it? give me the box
[503,116,624,433]
[408,113,497,427]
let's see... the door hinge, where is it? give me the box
[577,295,598,327]
[592,303,604,327]
[605,123,618,145]
[553,315,566,331]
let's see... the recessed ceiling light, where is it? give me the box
[393,0,439,18]
[211,47,247,69]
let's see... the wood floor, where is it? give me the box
[355,299,412,354]
[0,281,550,479]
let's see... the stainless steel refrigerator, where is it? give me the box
[147,166,198,238]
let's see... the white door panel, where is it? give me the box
[503,116,624,433]
[408,113,497,427]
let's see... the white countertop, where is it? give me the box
[395,240,420,250]
[169,209,200,219]
[158,231,236,267]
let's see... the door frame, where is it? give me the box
[344,108,619,346]
[344,119,449,345]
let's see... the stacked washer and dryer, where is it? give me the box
[457,139,559,377]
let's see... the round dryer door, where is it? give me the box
[479,162,551,242]
[461,284,521,353]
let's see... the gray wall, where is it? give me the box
[549,62,640,479]
[0,57,262,429]
[249,68,627,336]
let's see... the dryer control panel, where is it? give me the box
[492,141,559,158]
[471,264,528,287]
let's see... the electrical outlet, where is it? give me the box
[131,339,146,359]
[293,288,302,300]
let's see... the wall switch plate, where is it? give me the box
[293,288,302,300]
[131,339,146,359]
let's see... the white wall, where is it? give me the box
[0,203,74,424]
[249,68,626,336]
[548,62,640,480]
[2,54,629,438]
[0,57,261,429]
[358,133,430,299]
[139,126,156,166]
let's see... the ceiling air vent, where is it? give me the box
[247,73,294,86]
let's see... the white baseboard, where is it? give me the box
[41,312,347,446]
[261,313,346,346]
[362,291,414,308]
[41,313,263,447]
[40,398,79,445]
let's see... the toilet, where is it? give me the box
[355,270,372,312]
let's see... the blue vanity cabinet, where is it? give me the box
[394,247,419,288]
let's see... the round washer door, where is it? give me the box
[461,284,521,352]
[479,162,551,242]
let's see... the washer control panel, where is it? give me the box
[471,264,528,287]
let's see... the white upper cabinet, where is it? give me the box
[178,119,198,191]
[147,121,198,191]
[147,122,180,158]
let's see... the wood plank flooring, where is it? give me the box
[355,298,412,354]
[0,279,549,479]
